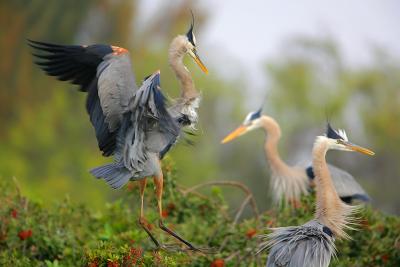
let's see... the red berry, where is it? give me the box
[107,261,119,267]
[210,259,225,267]
[11,209,18,218]
[246,228,257,239]
[18,229,32,240]
[161,210,168,218]
[381,254,389,263]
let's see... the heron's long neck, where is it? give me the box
[312,137,354,239]
[261,117,289,173]
[168,36,199,101]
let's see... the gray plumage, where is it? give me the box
[327,164,369,202]
[91,72,180,188]
[28,41,185,189]
[29,19,210,250]
[259,220,335,267]
[96,53,137,131]
[303,162,370,203]
[258,126,373,267]
[222,112,370,204]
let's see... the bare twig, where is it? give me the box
[181,180,260,220]
[233,195,251,225]
[224,251,240,262]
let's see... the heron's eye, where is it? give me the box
[336,139,345,145]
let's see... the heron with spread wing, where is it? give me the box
[222,109,370,205]
[28,15,208,251]
[258,124,374,267]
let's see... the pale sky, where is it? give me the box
[139,0,400,97]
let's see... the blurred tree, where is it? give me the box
[1,1,398,216]
[217,36,400,215]
[264,37,400,214]
[0,0,244,210]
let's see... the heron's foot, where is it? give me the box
[158,220,216,254]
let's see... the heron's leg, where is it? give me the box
[137,179,160,247]
[153,173,198,251]
[139,179,147,220]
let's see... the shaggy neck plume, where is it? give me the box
[312,137,356,239]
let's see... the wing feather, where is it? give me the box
[29,40,138,156]
[298,159,370,203]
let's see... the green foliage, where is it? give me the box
[1,162,399,266]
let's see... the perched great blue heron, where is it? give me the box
[28,15,208,250]
[221,109,370,205]
[258,123,374,267]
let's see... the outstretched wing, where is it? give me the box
[28,40,137,156]
[259,220,335,267]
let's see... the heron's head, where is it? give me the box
[324,123,374,155]
[181,13,208,74]
[221,108,263,144]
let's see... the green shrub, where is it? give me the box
[0,162,399,266]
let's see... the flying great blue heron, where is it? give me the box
[258,123,374,267]
[28,15,208,250]
[221,109,370,205]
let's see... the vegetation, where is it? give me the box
[1,1,399,266]
[1,160,399,266]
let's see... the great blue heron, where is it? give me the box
[28,15,208,251]
[221,109,370,205]
[258,123,374,267]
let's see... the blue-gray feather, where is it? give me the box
[259,220,335,267]
[305,163,370,203]
[91,73,181,188]
[28,40,135,156]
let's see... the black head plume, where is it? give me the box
[250,107,262,121]
[186,11,196,46]
[243,107,263,125]
[326,123,344,140]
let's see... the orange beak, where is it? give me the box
[221,125,247,144]
[347,143,375,156]
[194,56,208,74]
[189,49,208,74]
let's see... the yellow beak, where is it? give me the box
[346,143,375,156]
[189,49,208,74]
[221,125,247,144]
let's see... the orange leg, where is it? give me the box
[139,179,147,221]
[153,172,198,251]
[153,172,163,217]
[137,178,160,247]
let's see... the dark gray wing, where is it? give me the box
[259,220,335,267]
[91,72,180,188]
[28,40,137,156]
[299,159,370,203]
[119,71,180,171]
[326,164,370,202]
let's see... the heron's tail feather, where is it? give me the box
[90,163,131,189]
